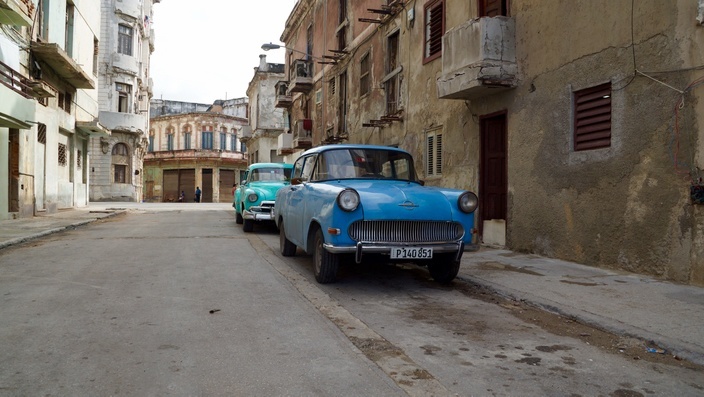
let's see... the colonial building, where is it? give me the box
[241,55,288,164]
[1,0,101,219]
[277,0,704,285]
[144,99,248,203]
[89,0,159,202]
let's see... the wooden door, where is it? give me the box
[480,113,508,228]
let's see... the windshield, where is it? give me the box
[313,148,417,182]
[249,167,291,182]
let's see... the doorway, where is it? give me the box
[202,169,213,202]
[479,112,508,245]
[8,129,19,213]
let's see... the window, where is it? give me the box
[574,83,612,151]
[337,0,347,50]
[479,0,508,17]
[118,24,133,56]
[148,134,154,152]
[37,123,47,144]
[114,164,127,183]
[220,128,227,151]
[77,150,82,168]
[385,31,400,114]
[338,71,348,135]
[231,129,237,151]
[112,142,129,155]
[306,24,313,61]
[184,132,191,149]
[167,133,174,151]
[112,143,129,184]
[424,0,444,63]
[58,143,67,166]
[93,37,99,75]
[426,129,443,177]
[65,2,74,57]
[360,52,370,97]
[241,142,247,153]
[116,83,132,113]
[202,126,213,149]
[58,92,72,114]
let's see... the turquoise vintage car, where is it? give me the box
[234,162,293,232]
[274,144,478,284]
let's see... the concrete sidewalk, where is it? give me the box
[1,203,703,366]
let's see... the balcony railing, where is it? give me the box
[437,16,517,100]
[0,60,34,99]
[275,81,292,108]
[288,59,313,94]
[293,119,313,149]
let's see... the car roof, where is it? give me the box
[301,144,410,156]
[246,162,294,170]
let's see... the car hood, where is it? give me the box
[338,180,455,221]
[247,182,289,200]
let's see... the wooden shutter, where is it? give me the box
[574,83,612,151]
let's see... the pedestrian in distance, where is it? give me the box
[178,191,185,202]
[231,183,237,196]
[195,187,202,203]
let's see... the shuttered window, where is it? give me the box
[574,83,612,151]
[424,0,444,63]
[426,130,443,176]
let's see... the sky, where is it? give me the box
[149,0,298,104]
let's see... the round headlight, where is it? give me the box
[458,191,478,214]
[247,193,258,203]
[337,189,360,212]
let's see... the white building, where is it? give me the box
[1,0,102,219]
[243,55,289,164]
[90,0,159,202]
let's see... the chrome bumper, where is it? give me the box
[242,207,274,221]
[323,241,479,264]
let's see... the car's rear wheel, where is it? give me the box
[279,219,296,256]
[235,211,243,224]
[428,253,460,284]
[314,228,338,283]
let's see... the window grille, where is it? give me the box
[38,123,47,144]
[58,143,67,166]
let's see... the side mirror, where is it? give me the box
[291,177,304,185]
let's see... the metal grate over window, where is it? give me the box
[58,143,67,166]
[37,123,46,144]
[574,83,612,151]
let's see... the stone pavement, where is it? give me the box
[1,203,703,366]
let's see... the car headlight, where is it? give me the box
[458,191,478,214]
[247,193,258,203]
[337,189,360,212]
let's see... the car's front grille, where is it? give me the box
[348,220,464,243]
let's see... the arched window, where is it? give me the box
[202,125,213,149]
[148,130,155,152]
[231,128,237,151]
[220,127,227,151]
[112,142,130,184]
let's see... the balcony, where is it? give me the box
[31,42,95,89]
[277,130,294,155]
[114,0,141,19]
[288,59,313,94]
[0,0,34,27]
[293,119,313,149]
[275,81,292,108]
[0,69,35,129]
[239,125,252,141]
[436,16,517,100]
[98,111,147,135]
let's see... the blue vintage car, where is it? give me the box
[234,162,293,232]
[274,144,478,284]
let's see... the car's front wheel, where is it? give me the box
[313,228,339,283]
[243,217,254,232]
[279,219,296,256]
[428,253,460,284]
[235,211,243,224]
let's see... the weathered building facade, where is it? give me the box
[144,100,248,203]
[242,55,288,164]
[90,0,159,202]
[277,0,704,285]
[1,0,101,219]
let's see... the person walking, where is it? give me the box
[195,187,202,203]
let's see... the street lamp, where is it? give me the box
[261,42,325,61]
[261,43,283,51]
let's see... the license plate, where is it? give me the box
[390,247,433,259]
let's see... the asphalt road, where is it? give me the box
[0,206,702,396]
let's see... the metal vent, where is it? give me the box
[348,220,464,243]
